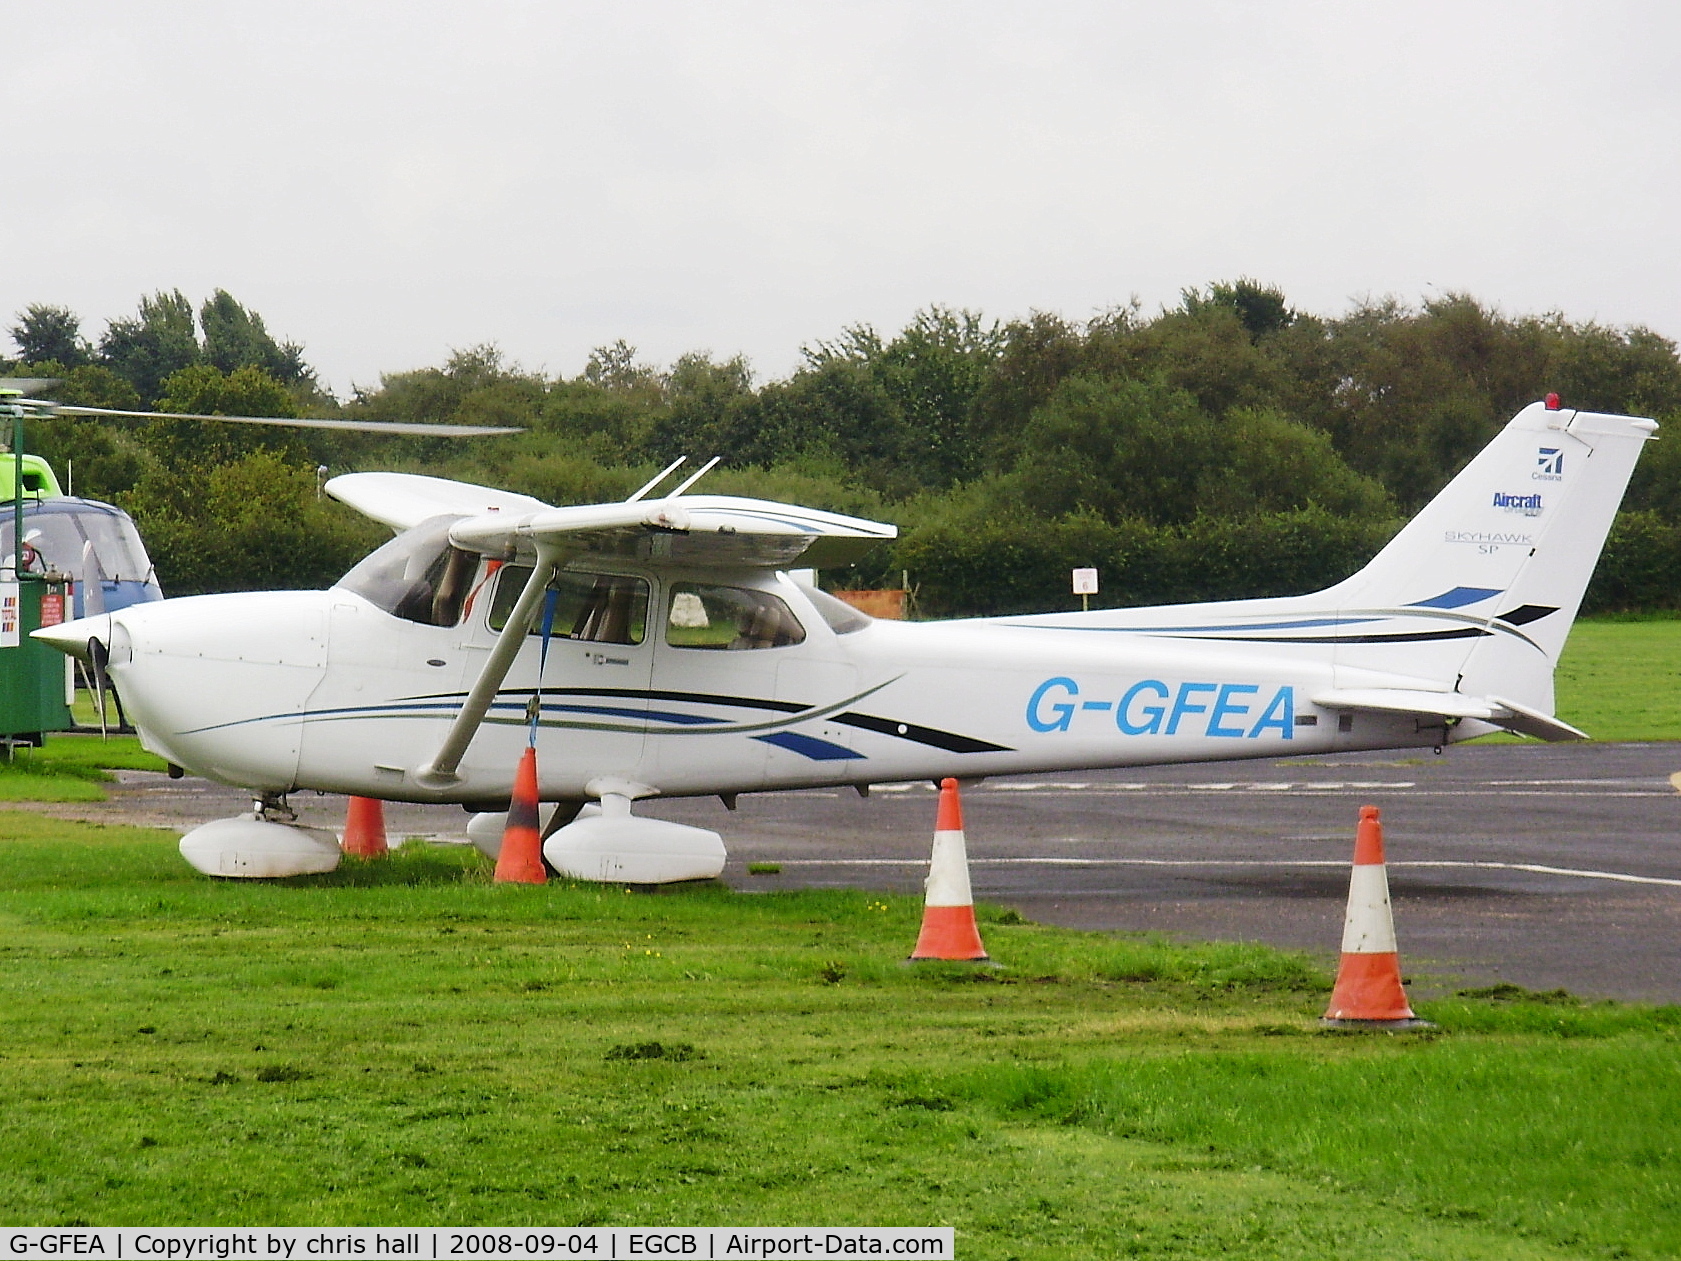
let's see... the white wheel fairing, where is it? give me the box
[178,816,342,879]
[543,815,725,884]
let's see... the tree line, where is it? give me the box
[8,282,1681,615]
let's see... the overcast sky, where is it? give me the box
[3,1,1677,396]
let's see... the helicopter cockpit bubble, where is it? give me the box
[0,497,162,614]
[336,514,478,628]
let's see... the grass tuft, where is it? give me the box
[253,1064,313,1083]
[604,1042,704,1062]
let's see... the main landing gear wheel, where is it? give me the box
[177,793,342,878]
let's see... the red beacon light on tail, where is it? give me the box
[1545,392,1562,410]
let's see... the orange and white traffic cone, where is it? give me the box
[341,796,389,859]
[909,778,989,961]
[1322,805,1429,1028]
[494,747,547,884]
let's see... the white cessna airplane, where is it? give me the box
[35,398,1656,880]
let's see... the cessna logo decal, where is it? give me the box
[1027,677,1294,739]
[1535,447,1564,479]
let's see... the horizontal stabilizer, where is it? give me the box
[1486,694,1591,742]
[1310,688,1588,742]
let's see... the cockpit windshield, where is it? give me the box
[337,515,479,626]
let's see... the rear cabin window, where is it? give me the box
[338,515,477,627]
[798,583,873,635]
[489,567,650,645]
[666,583,806,650]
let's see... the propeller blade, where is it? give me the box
[88,635,132,733]
[53,405,522,437]
[87,636,109,740]
[79,542,105,617]
[109,675,131,732]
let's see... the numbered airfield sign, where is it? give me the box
[1072,566,1098,611]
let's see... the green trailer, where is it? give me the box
[0,388,74,746]
[0,578,74,745]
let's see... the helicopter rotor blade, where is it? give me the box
[0,378,63,397]
[51,405,522,438]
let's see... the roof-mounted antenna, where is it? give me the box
[624,456,687,503]
[666,456,721,498]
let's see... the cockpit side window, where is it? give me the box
[488,566,650,645]
[666,583,806,650]
[337,515,477,627]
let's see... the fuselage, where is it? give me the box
[36,400,1662,811]
[80,555,1451,803]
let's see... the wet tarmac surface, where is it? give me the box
[36,741,1681,1003]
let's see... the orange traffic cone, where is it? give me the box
[909,778,989,961]
[494,747,547,884]
[341,796,389,858]
[1323,805,1429,1028]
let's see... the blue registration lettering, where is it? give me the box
[1116,680,1169,735]
[1248,686,1295,739]
[1207,683,1259,737]
[1027,677,1079,732]
[1165,682,1217,735]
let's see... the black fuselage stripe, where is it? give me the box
[398,686,1007,753]
[407,686,806,714]
[1497,605,1558,627]
[834,712,1013,754]
[1167,628,1491,645]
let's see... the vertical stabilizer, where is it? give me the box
[1323,401,1656,709]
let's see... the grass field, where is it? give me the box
[2,815,1679,1257]
[0,733,166,801]
[1553,617,1681,740]
[1,621,1678,1249]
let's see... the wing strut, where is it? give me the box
[413,542,567,788]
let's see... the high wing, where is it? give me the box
[449,494,896,569]
[326,472,553,531]
[327,472,898,568]
[325,471,898,786]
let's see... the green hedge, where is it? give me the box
[894,508,1400,618]
[894,508,1677,619]
[1584,511,1681,614]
